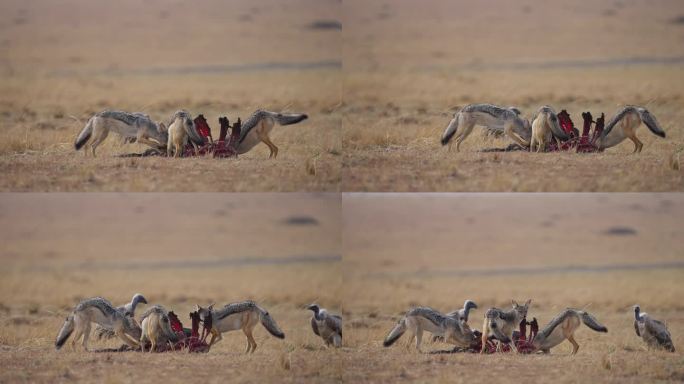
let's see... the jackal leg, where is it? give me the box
[244,327,257,354]
[136,133,163,151]
[243,328,251,353]
[504,121,529,147]
[258,132,279,159]
[405,332,415,351]
[167,140,174,157]
[209,328,222,346]
[480,319,489,354]
[81,322,92,351]
[115,326,140,349]
[627,134,643,153]
[89,129,110,157]
[415,327,424,353]
[453,121,476,152]
[567,334,580,355]
[71,323,84,351]
[509,337,518,353]
[554,136,562,150]
[149,335,156,353]
[538,136,547,153]
[137,137,161,148]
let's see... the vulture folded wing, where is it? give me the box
[445,310,459,318]
[311,317,320,337]
[326,315,342,337]
[646,319,673,348]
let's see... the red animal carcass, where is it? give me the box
[460,318,538,354]
[144,310,211,353]
[546,110,604,153]
[182,115,240,158]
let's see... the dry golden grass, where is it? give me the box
[0,194,343,383]
[340,194,684,383]
[0,265,346,384]
[0,0,341,191]
[342,0,684,191]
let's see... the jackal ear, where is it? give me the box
[195,304,201,311]
[525,299,532,307]
[208,303,215,310]
[512,300,519,307]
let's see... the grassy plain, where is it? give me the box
[342,0,684,191]
[0,0,342,191]
[341,193,684,383]
[0,194,344,383]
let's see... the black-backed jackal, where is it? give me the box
[55,297,141,351]
[383,307,476,352]
[196,301,285,353]
[440,104,531,151]
[433,300,478,343]
[532,308,608,354]
[597,106,666,152]
[139,305,179,352]
[166,110,204,157]
[74,111,168,156]
[530,105,569,152]
[236,110,308,158]
[94,293,147,340]
[480,299,531,353]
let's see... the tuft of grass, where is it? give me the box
[601,353,612,370]
[279,351,292,370]
[305,156,318,176]
[670,147,682,171]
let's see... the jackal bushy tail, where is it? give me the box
[581,311,608,333]
[637,108,666,138]
[383,318,407,347]
[440,115,460,146]
[259,307,285,339]
[74,118,94,150]
[159,313,179,342]
[544,110,568,140]
[55,314,75,350]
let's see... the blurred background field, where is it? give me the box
[341,193,684,383]
[0,0,342,191]
[342,0,684,191]
[0,194,344,383]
